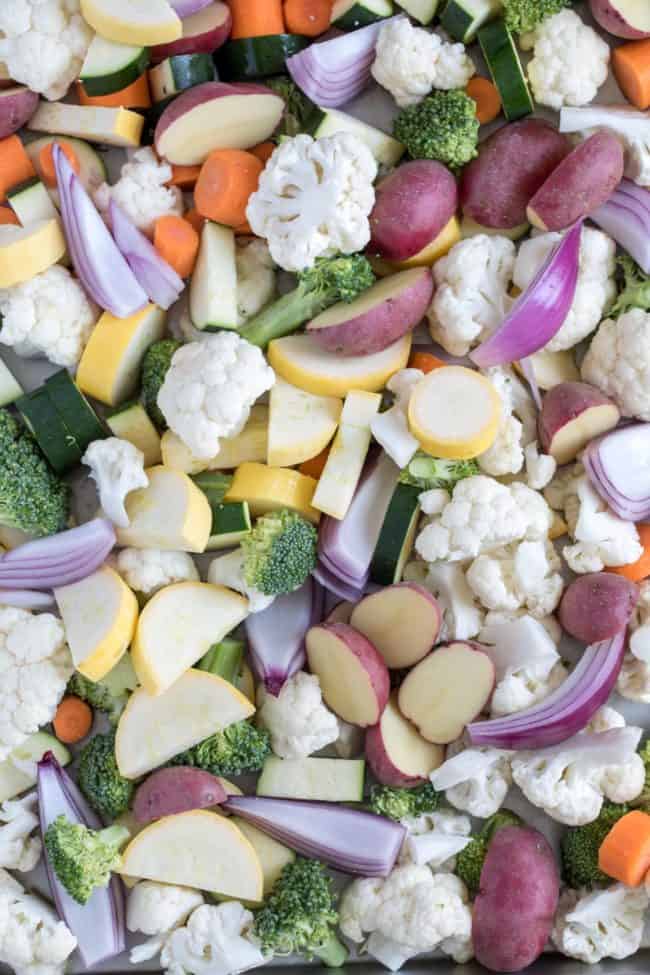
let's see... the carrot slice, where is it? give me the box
[0,207,20,226]
[39,141,80,187]
[76,74,151,109]
[599,810,650,886]
[53,696,93,745]
[465,76,502,124]
[167,164,202,188]
[194,149,263,227]
[251,142,276,164]
[284,0,331,36]
[154,215,200,279]
[612,39,650,110]
[610,524,650,582]
[184,207,205,234]
[234,220,253,236]
[229,0,285,39]
[0,134,36,202]
[300,446,330,479]
[409,351,447,373]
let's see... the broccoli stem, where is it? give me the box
[313,933,349,968]
[239,286,325,349]
[199,639,245,686]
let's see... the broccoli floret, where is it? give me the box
[77,730,135,820]
[456,811,523,896]
[400,452,479,490]
[502,0,571,33]
[394,90,479,169]
[266,76,314,139]
[67,653,138,725]
[239,254,375,349]
[368,782,439,821]
[170,721,271,776]
[611,255,650,317]
[561,803,629,890]
[254,858,347,967]
[140,339,182,429]
[241,509,317,596]
[0,409,69,537]
[44,815,129,905]
[198,638,247,687]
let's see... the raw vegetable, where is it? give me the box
[300,448,330,479]
[368,482,420,584]
[7,177,59,226]
[478,19,533,121]
[53,698,93,745]
[194,149,263,226]
[115,466,213,552]
[39,141,79,186]
[394,90,479,168]
[441,0,502,42]
[229,0,285,38]
[167,163,202,187]
[284,0,331,35]
[198,637,245,685]
[149,52,215,101]
[598,810,650,885]
[257,756,365,801]
[590,180,650,274]
[80,0,182,45]
[225,463,320,523]
[0,519,114,592]
[590,0,650,39]
[558,573,639,644]
[264,76,314,139]
[0,219,66,288]
[77,730,135,820]
[0,135,35,202]
[611,524,650,581]
[67,653,138,725]
[140,338,182,429]
[304,105,405,167]
[399,453,479,489]
[240,508,318,596]
[561,803,630,889]
[502,0,570,32]
[77,75,151,109]
[28,103,144,148]
[106,402,162,467]
[365,692,444,786]
[45,814,129,905]
[612,39,650,109]
[0,733,71,804]
[408,366,501,458]
[0,207,19,225]
[268,379,341,469]
[153,215,199,278]
[110,201,184,310]
[466,76,502,123]
[149,3,232,61]
[583,423,650,522]
[350,584,441,668]
[539,381,620,465]
[455,811,523,895]
[611,255,650,317]
[306,623,390,727]
[218,37,312,83]
[0,87,39,140]
[170,722,272,777]
[80,36,149,96]
[367,781,439,820]
[133,767,227,822]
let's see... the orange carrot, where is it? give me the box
[408,350,447,373]
[0,135,36,202]
[76,74,151,109]
[599,810,650,886]
[184,207,205,234]
[284,0,331,36]
[154,215,200,278]
[300,446,330,479]
[53,696,93,744]
[167,164,202,188]
[610,524,650,582]
[0,207,19,226]
[612,39,650,109]
[466,76,502,124]
[194,149,263,227]
[39,140,80,188]
[234,220,253,236]
[251,142,276,164]
[229,0,285,39]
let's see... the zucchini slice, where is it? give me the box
[478,19,533,121]
[304,107,405,167]
[7,178,59,226]
[106,400,161,467]
[80,35,149,96]
[44,370,107,453]
[370,483,421,585]
[217,35,310,81]
[441,0,502,42]
[149,53,216,103]
[16,389,82,473]
[206,502,252,550]
[0,359,22,407]
[331,0,394,29]
[395,0,439,23]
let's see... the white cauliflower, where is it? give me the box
[561,474,642,574]
[427,235,515,356]
[116,548,199,597]
[246,133,377,272]
[161,902,265,975]
[466,539,563,618]
[399,810,472,872]
[520,9,610,109]
[552,885,649,964]
[559,105,650,188]
[524,441,557,491]
[340,867,473,966]
[235,238,276,326]
[158,333,275,460]
[256,671,339,759]
[0,793,41,872]
[513,227,617,351]
[127,881,204,964]
[430,740,513,818]
[371,18,474,108]
[207,549,269,614]
[0,868,77,975]
[582,308,650,420]
[617,653,650,703]
[82,438,149,529]
[0,607,73,761]
[403,560,484,641]
[0,265,98,368]
[415,475,553,563]
[94,148,183,238]
[0,0,91,100]
[477,366,539,477]
[617,580,650,701]
[370,369,422,468]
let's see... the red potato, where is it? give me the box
[473,826,560,973]
[590,0,650,38]
[133,766,227,823]
[306,268,433,356]
[397,641,495,744]
[460,119,570,229]
[559,572,639,644]
[527,131,625,231]
[150,2,232,62]
[155,82,284,165]
[366,692,444,787]
[368,160,458,262]
[350,583,441,669]
[0,86,39,139]
[326,601,354,624]
[538,381,620,464]
[305,622,390,727]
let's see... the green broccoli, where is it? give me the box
[611,255,650,317]
[502,0,572,33]
[455,811,523,896]
[44,815,129,904]
[561,803,629,889]
[254,858,347,967]
[198,638,247,687]
[266,76,314,139]
[170,721,271,776]
[140,339,182,429]
[0,409,69,537]
[393,90,480,169]
[241,509,317,596]
[400,453,479,491]
[368,782,439,821]
[239,254,375,349]
[77,730,135,820]
[67,653,138,725]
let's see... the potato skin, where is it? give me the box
[460,119,570,229]
[133,766,227,823]
[473,826,560,973]
[559,572,639,644]
[589,0,650,39]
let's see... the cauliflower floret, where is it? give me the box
[477,366,539,477]
[466,539,563,618]
[617,654,650,703]
[207,548,270,614]
[235,238,276,326]
[561,474,642,574]
[158,333,274,461]
[427,235,515,357]
[370,369,423,468]
[256,671,339,759]
[246,133,377,272]
[582,308,650,420]
[0,607,73,761]
[524,441,557,491]
[399,810,472,873]
[552,885,649,964]
[415,475,553,563]
[0,793,41,872]
[161,902,265,975]
[513,228,617,351]
[520,10,610,109]
[82,438,149,529]
[430,740,513,818]
[0,265,98,368]
[618,581,650,701]
[127,881,204,964]
[0,868,77,975]
[403,560,484,641]
[116,548,199,597]
[371,18,474,109]
[94,148,183,238]
[0,0,91,100]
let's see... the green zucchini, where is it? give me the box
[206,502,252,550]
[0,359,22,407]
[257,757,365,802]
[331,0,394,29]
[7,178,59,226]
[148,54,216,103]
[370,483,421,585]
[304,106,405,167]
[44,370,107,453]
[395,0,439,23]
[106,401,161,466]
[441,0,502,42]
[216,35,310,81]
[478,19,533,121]
[16,389,82,473]
[80,35,149,96]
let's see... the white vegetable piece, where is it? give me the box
[0,793,41,872]
[94,148,183,237]
[617,580,650,701]
[404,561,484,642]
[256,672,339,760]
[236,238,276,326]
[207,549,274,614]
[370,369,423,468]
[128,881,204,964]
[466,539,563,619]
[400,810,472,872]
[116,548,199,597]
[0,868,77,975]
[524,441,557,491]
[582,308,650,421]
[430,740,513,818]
[562,474,642,574]
[161,902,265,975]
[83,437,149,529]
[552,885,649,964]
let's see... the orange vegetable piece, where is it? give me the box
[167,164,202,188]
[408,351,447,373]
[194,149,263,227]
[610,524,650,582]
[154,215,200,279]
[599,810,650,886]
[300,446,330,479]
[76,74,151,109]
[612,40,650,110]
[229,0,285,39]
[0,207,19,226]
[53,696,93,745]
[39,141,80,188]
[466,76,502,125]
[284,0,331,37]
[0,135,36,202]
[184,207,205,234]
[251,142,276,164]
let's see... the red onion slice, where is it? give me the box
[583,423,650,522]
[0,519,115,590]
[591,180,650,274]
[109,200,184,310]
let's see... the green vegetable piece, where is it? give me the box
[198,638,246,686]
[368,782,440,821]
[241,508,317,596]
[77,729,136,820]
[399,452,479,490]
[266,76,315,140]
[502,0,571,33]
[455,810,523,896]
[561,803,629,890]
[393,90,480,168]
[611,255,650,317]
[140,338,182,429]
[44,814,129,905]
[67,653,138,725]
[170,721,272,776]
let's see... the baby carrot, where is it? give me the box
[610,524,650,582]
[284,0,332,37]
[154,215,200,279]
[612,39,650,110]
[184,207,205,235]
[0,134,36,202]
[599,810,650,886]
[39,140,80,187]
[194,149,263,227]
[251,142,276,164]
[0,207,20,226]
[229,0,285,39]
[466,76,502,124]
[76,74,151,109]
[53,696,93,744]
[408,350,447,373]
[166,164,202,188]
